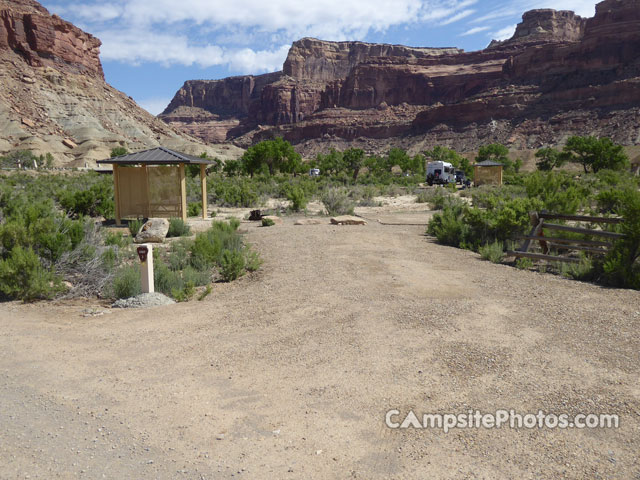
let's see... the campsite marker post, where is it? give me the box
[137,245,154,293]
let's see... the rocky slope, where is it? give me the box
[162,0,640,155]
[0,0,243,166]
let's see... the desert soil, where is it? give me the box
[1,206,639,479]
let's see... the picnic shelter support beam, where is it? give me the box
[200,164,207,219]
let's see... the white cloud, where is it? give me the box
[460,26,490,36]
[138,97,172,116]
[491,24,517,41]
[441,9,476,25]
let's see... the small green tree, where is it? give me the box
[343,148,365,181]
[110,147,128,158]
[535,147,564,171]
[241,138,301,176]
[561,136,629,173]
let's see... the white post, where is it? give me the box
[137,244,154,293]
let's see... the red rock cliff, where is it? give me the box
[0,0,103,77]
[162,0,640,152]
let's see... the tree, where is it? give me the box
[222,159,242,176]
[317,149,344,176]
[343,148,365,181]
[110,147,128,158]
[535,147,564,171]
[240,138,301,176]
[561,136,629,173]
[475,143,519,173]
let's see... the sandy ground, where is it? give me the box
[1,206,639,479]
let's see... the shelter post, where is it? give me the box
[113,164,122,226]
[200,164,207,219]
[179,163,187,222]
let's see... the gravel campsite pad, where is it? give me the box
[1,214,639,479]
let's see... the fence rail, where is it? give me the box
[506,210,623,264]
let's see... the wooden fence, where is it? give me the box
[507,211,624,264]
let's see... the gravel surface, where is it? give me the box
[112,293,175,309]
[1,211,639,479]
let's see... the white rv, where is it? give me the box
[426,161,456,185]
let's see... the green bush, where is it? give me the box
[112,265,141,299]
[172,281,195,302]
[187,202,202,217]
[0,246,60,301]
[168,238,192,271]
[426,202,469,247]
[219,249,245,282]
[601,189,640,289]
[190,220,243,271]
[167,218,191,237]
[262,217,275,227]
[479,241,505,263]
[128,219,143,237]
[286,186,308,211]
[104,230,128,248]
[245,248,263,272]
[322,188,354,216]
[58,180,114,218]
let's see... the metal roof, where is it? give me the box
[474,160,504,167]
[97,147,215,165]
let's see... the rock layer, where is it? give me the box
[162,0,640,154]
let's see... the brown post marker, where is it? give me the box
[113,164,122,226]
[179,163,187,222]
[200,163,207,219]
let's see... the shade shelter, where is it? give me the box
[473,160,504,186]
[97,147,213,225]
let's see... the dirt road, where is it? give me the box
[1,214,639,479]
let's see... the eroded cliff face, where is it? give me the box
[0,0,243,166]
[161,0,640,154]
[0,0,103,77]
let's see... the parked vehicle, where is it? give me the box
[309,168,320,177]
[455,170,466,184]
[426,161,456,186]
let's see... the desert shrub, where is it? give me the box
[112,265,141,299]
[244,248,263,272]
[262,217,275,227]
[212,179,259,207]
[515,258,534,270]
[104,230,128,248]
[181,265,210,286]
[322,188,354,215]
[219,249,245,282]
[187,202,202,217]
[168,238,192,271]
[167,218,191,237]
[560,256,596,281]
[128,219,143,237]
[0,246,61,301]
[286,186,308,211]
[415,191,430,203]
[426,202,469,247]
[416,188,453,210]
[600,189,640,289]
[190,220,243,271]
[172,281,196,302]
[198,284,212,301]
[154,259,183,295]
[58,180,114,218]
[479,241,505,263]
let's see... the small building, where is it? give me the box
[97,147,214,225]
[473,160,503,186]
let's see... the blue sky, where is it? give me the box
[41,0,599,115]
